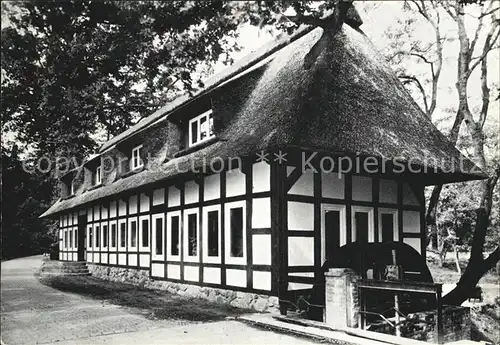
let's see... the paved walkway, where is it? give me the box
[1,256,317,345]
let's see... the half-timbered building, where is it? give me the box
[41,18,484,314]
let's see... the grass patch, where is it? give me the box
[38,275,250,322]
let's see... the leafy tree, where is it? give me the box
[1,1,243,160]
[380,0,499,305]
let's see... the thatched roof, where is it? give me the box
[41,24,484,218]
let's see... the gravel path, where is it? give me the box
[1,256,317,345]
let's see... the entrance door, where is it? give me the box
[321,204,346,265]
[77,215,87,261]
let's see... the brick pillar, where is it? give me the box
[324,268,360,329]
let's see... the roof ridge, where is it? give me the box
[99,25,315,153]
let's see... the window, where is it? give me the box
[129,220,137,248]
[94,166,102,186]
[188,110,214,147]
[88,225,93,249]
[207,211,219,257]
[203,205,221,263]
[378,208,398,243]
[102,224,108,248]
[111,223,117,248]
[131,145,143,171]
[69,229,73,249]
[74,229,78,248]
[64,230,68,249]
[183,210,199,261]
[119,220,126,248]
[230,208,244,257]
[152,214,164,257]
[140,216,149,248]
[167,212,181,259]
[95,225,100,248]
[351,206,374,243]
[225,201,246,264]
[320,204,346,264]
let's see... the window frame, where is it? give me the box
[94,165,102,186]
[224,201,246,265]
[118,218,127,250]
[167,211,182,261]
[70,179,75,195]
[93,223,100,250]
[101,221,109,250]
[73,226,78,249]
[152,213,165,260]
[378,208,399,243]
[128,217,138,250]
[188,110,214,147]
[109,220,117,250]
[139,215,150,251]
[351,206,375,243]
[202,205,221,264]
[183,208,199,262]
[320,204,346,265]
[130,145,144,171]
[87,224,93,250]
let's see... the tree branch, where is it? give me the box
[399,75,430,114]
[468,24,500,77]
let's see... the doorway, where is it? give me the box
[321,204,346,265]
[77,215,87,261]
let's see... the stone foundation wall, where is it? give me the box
[87,264,279,313]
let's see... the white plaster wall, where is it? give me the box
[288,237,314,266]
[404,238,421,254]
[101,205,108,219]
[184,266,199,282]
[118,200,127,216]
[288,202,314,230]
[226,269,247,287]
[322,172,345,199]
[252,234,271,265]
[252,198,271,228]
[101,253,108,264]
[379,179,398,204]
[94,205,101,221]
[140,193,150,212]
[252,162,270,193]
[118,253,126,265]
[168,186,181,207]
[403,210,421,233]
[139,254,150,268]
[109,201,117,218]
[87,208,93,222]
[253,271,271,291]
[185,181,199,205]
[204,174,220,201]
[204,267,221,284]
[152,263,165,278]
[128,254,138,266]
[288,169,314,196]
[167,264,181,280]
[403,183,420,206]
[352,176,372,202]
[129,195,138,214]
[109,253,117,265]
[226,168,245,197]
[153,188,165,206]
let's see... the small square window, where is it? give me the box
[189,110,214,147]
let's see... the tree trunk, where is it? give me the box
[453,244,461,274]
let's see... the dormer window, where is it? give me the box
[131,145,144,171]
[70,180,75,195]
[189,110,214,147]
[93,166,102,186]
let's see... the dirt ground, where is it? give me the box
[1,255,321,345]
